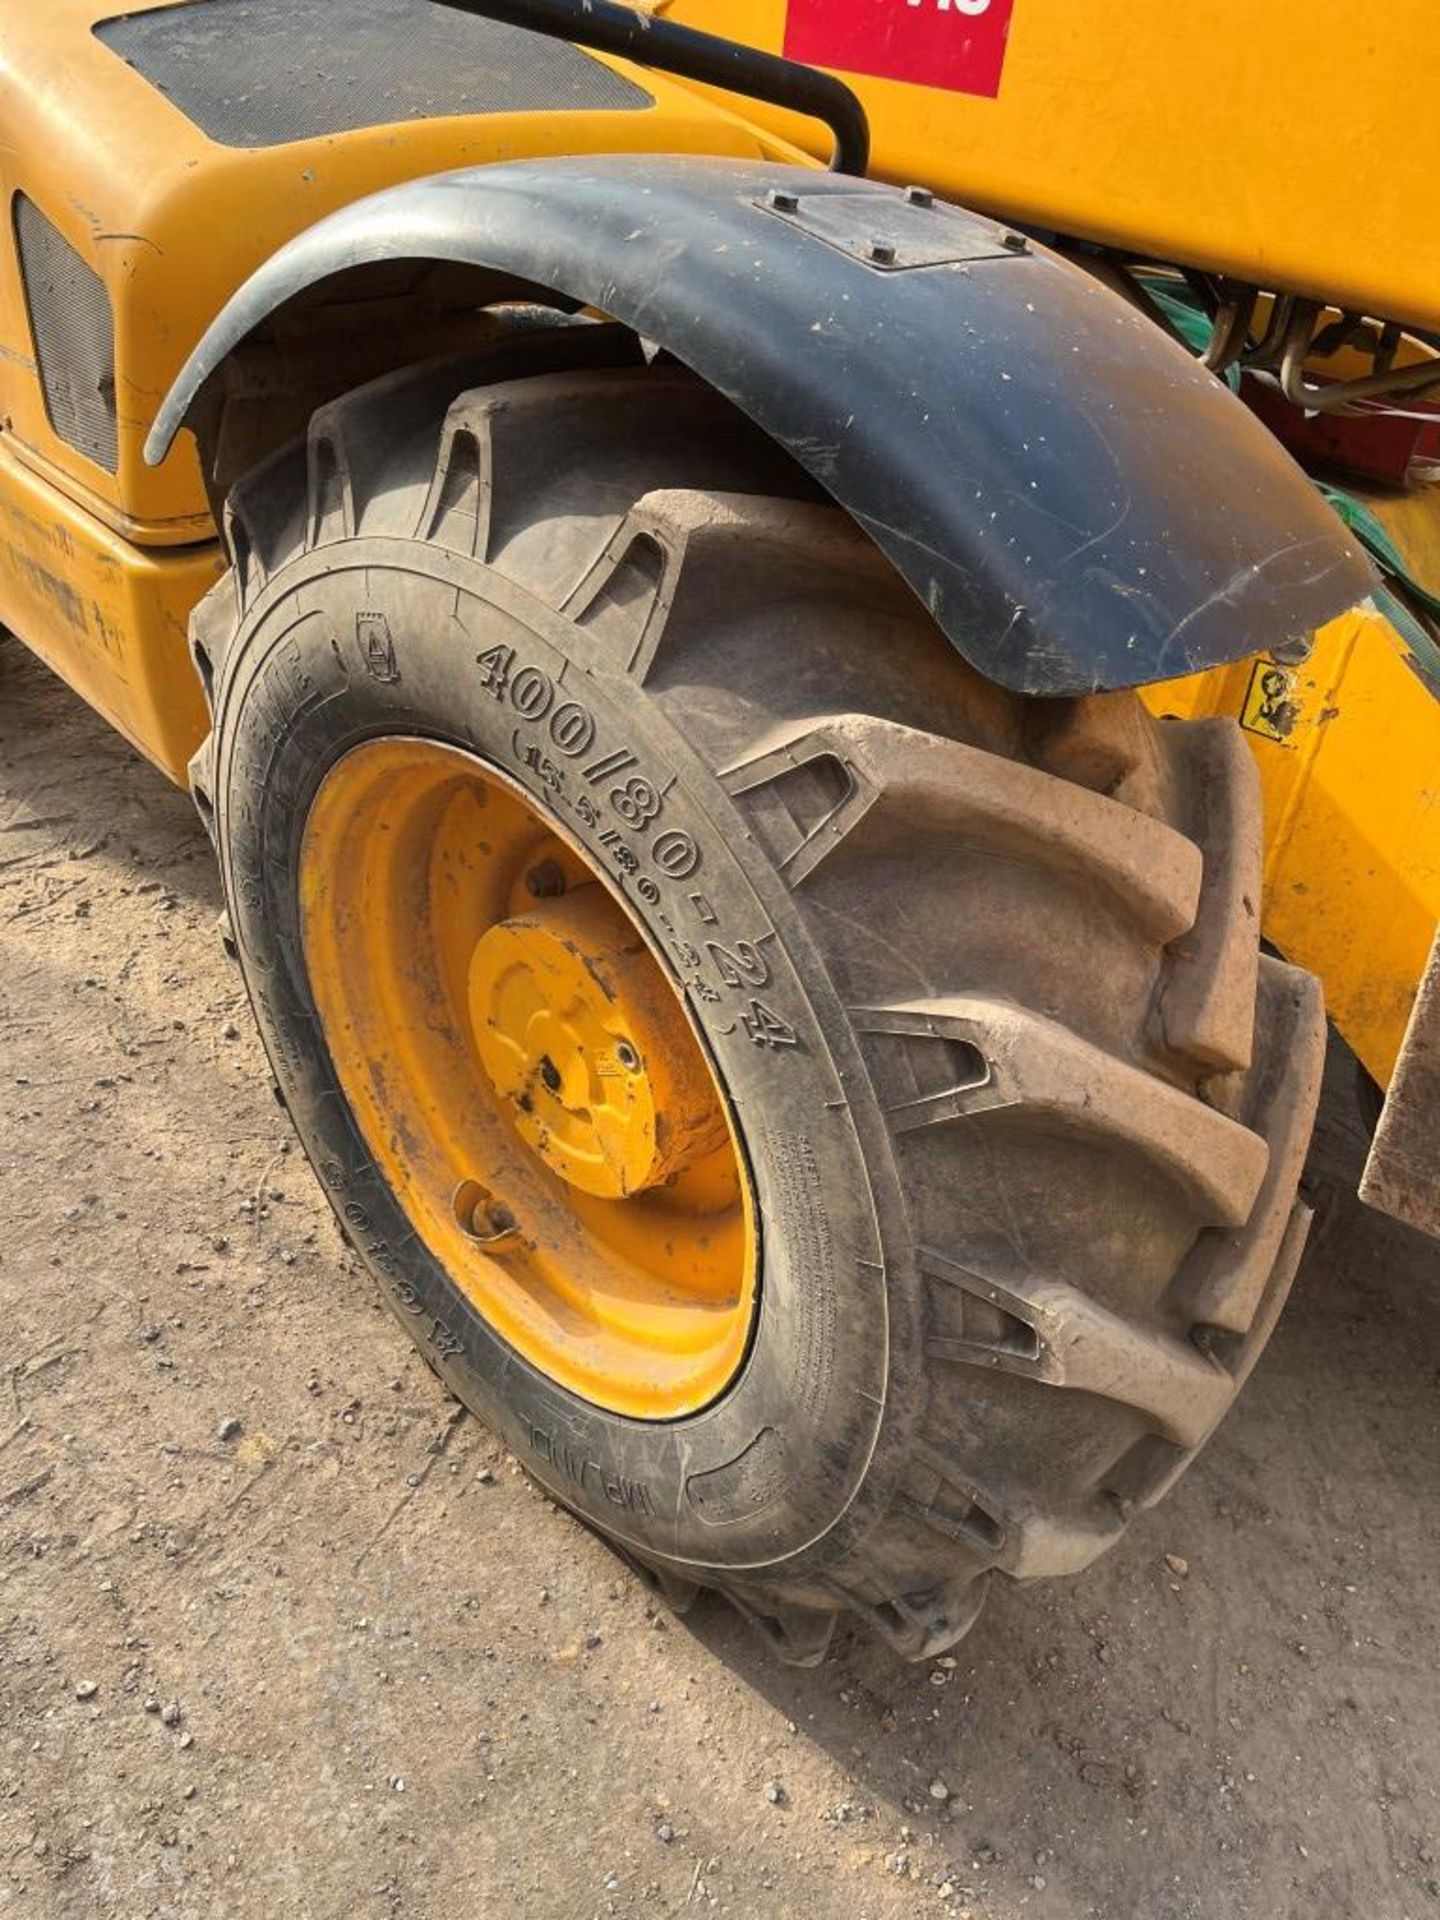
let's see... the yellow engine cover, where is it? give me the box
[669,0,1440,335]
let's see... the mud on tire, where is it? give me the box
[187,337,1326,1664]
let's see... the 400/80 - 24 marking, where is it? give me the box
[475,642,803,1055]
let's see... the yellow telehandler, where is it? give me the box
[0,0,1434,1663]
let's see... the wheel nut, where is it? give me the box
[538,1054,562,1094]
[615,1040,640,1073]
[525,859,566,899]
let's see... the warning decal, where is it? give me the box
[1240,659,1303,744]
[784,0,1017,100]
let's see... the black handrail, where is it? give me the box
[431,0,871,176]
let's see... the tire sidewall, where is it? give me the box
[213,538,924,1584]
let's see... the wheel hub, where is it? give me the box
[467,887,725,1200]
[297,736,756,1419]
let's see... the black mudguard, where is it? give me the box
[147,155,1370,697]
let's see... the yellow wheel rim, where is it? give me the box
[298,738,757,1419]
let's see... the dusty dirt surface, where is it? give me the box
[1,636,1438,1920]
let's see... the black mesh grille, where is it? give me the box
[94,0,653,148]
[13,196,118,474]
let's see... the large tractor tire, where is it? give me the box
[187,341,1326,1664]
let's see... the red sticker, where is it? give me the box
[784,0,1016,100]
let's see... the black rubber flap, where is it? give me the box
[147,158,1374,691]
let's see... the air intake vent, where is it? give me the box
[95,0,653,150]
[14,195,118,474]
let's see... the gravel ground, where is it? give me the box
[2,637,1438,1920]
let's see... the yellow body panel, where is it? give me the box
[0,435,220,780]
[670,0,1440,334]
[1146,611,1440,1088]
